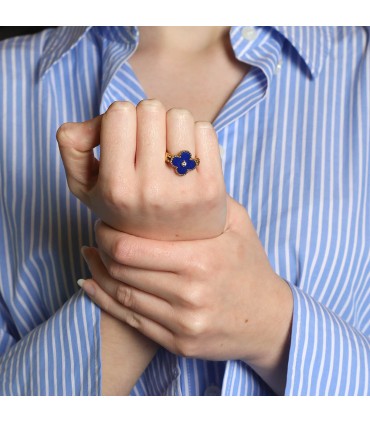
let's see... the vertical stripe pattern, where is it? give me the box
[0,26,369,395]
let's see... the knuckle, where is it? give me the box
[179,284,205,309]
[185,254,210,281]
[176,191,197,210]
[111,238,124,262]
[141,184,164,210]
[101,184,119,204]
[106,100,135,114]
[126,311,141,329]
[203,182,223,205]
[111,236,137,264]
[137,98,166,112]
[178,311,208,338]
[101,185,126,209]
[166,107,194,122]
[102,102,136,127]
[116,285,135,308]
[174,337,198,358]
[56,123,67,143]
[106,259,120,280]
[56,122,73,146]
[194,120,214,130]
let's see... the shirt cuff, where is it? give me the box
[285,283,370,395]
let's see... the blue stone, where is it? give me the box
[176,165,188,175]
[181,151,192,161]
[170,151,197,175]
[186,159,196,170]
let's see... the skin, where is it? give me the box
[85,101,227,240]
[129,26,250,123]
[57,100,228,395]
[56,27,294,396]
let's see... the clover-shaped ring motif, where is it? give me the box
[165,150,200,176]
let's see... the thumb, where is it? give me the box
[225,194,253,233]
[56,115,102,205]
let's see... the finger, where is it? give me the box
[79,277,175,350]
[82,247,179,332]
[194,121,223,178]
[56,115,101,203]
[135,99,167,174]
[98,248,180,302]
[99,101,136,186]
[166,108,195,155]
[94,219,190,272]
[165,108,197,177]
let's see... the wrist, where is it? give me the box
[244,275,293,395]
[100,309,158,395]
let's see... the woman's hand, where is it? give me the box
[57,99,228,394]
[81,194,294,395]
[56,99,227,241]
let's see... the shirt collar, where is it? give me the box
[272,26,334,78]
[38,26,90,78]
[38,26,333,80]
[38,26,138,79]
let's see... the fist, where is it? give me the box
[57,99,227,241]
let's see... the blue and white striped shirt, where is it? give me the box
[0,26,369,395]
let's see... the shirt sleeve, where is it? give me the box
[285,284,370,395]
[0,289,102,395]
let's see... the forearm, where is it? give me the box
[101,309,158,395]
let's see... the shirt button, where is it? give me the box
[204,385,221,396]
[274,59,283,74]
[242,26,257,41]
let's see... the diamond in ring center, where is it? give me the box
[181,160,187,167]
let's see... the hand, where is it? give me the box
[57,100,228,393]
[56,99,227,241]
[81,194,293,394]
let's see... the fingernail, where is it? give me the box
[77,278,95,296]
[77,278,85,288]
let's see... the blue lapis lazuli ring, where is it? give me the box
[165,150,200,176]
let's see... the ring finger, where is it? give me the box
[166,108,197,177]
